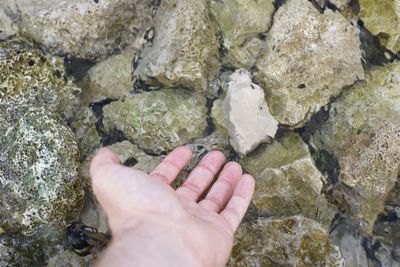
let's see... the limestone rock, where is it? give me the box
[334,127,400,233]
[103,89,208,153]
[0,42,80,139]
[221,69,278,155]
[311,62,400,157]
[229,216,344,266]
[0,8,18,40]
[210,0,274,68]
[241,132,336,227]
[359,0,400,53]
[0,107,84,235]
[133,0,221,91]
[4,0,153,60]
[255,0,364,128]
[80,46,139,106]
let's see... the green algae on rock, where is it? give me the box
[255,0,364,128]
[210,0,274,68]
[334,126,400,233]
[103,89,208,154]
[311,61,400,157]
[229,216,344,266]
[0,107,84,235]
[241,132,336,227]
[133,0,221,91]
[0,42,80,138]
[358,0,400,54]
[4,0,153,60]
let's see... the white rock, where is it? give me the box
[223,69,278,155]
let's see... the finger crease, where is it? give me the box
[182,182,202,196]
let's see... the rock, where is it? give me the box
[133,0,221,91]
[4,0,153,60]
[255,0,364,128]
[310,62,400,157]
[219,69,278,155]
[0,107,84,235]
[0,8,18,40]
[47,250,94,267]
[0,42,81,139]
[0,241,30,266]
[334,127,400,233]
[210,0,274,68]
[241,132,336,227]
[359,0,400,53]
[80,46,139,106]
[229,216,344,266]
[330,0,349,9]
[103,89,208,153]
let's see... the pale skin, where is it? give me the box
[90,146,255,267]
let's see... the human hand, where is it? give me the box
[90,146,255,267]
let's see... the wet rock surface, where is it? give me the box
[229,216,344,266]
[255,0,364,128]
[241,132,336,227]
[103,89,208,153]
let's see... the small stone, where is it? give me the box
[334,127,400,233]
[0,106,84,235]
[255,0,364,128]
[210,0,274,68]
[103,89,208,154]
[241,132,336,227]
[229,216,344,266]
[6,0,153,60]
[80,46,139,106]
[359,0,400,54]
[222,69,278,155]
[133,0,221,91]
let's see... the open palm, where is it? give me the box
[90,146,255,266]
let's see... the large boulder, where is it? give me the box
[229,216,344,266]
[133,0,221,91]
[241,132,336,227]
[103,89,208,154]
[255,0,364,128]
[2,0,153,60]
[0,107,84,235]
[210,0,274,68]
[215,69,278,155]
[334,127,400,233]
[0,42,80,140]
[358,0,400,54]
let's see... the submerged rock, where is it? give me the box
[334,127,400,233]
[255,0,364,128]
[229,216,344,266]
[103,89,208,154]
[210,0,274,68]
[241,132,336,227]
[133,0,221,91]
[0,107,84,235]
[311,61,400,157]
[80,46,139,106]
[220,69,278,155]
[0,42,80,139]
[4,0,153,60]
[359,0,400,54]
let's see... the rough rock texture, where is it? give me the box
[4,0,153,60]
[229,216,344,266]
[0,107,84,235]
[80,46,139,106]
[221,69,278,155]
[103,89,208,153]
[210,0,274,68]
[47,250,94,267]
[133,0,221,91]
[241,132,336,227]
[255,0,364,128]
[0,42,80,139]
[311,61,400,157]
[359,0,400,53]
[334,127,400,233]
[0,8,18,40]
